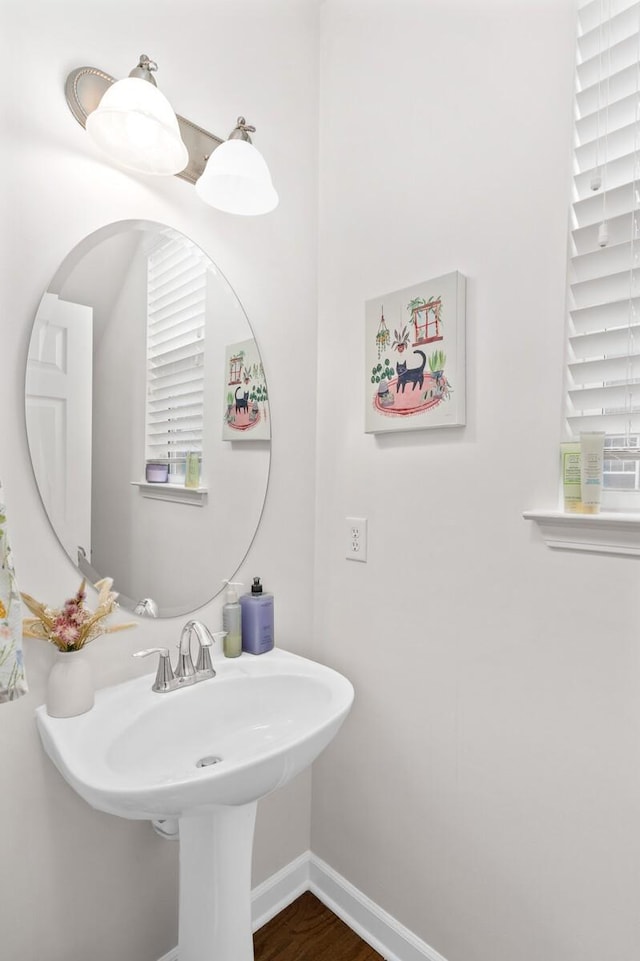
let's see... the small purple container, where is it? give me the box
[145,463,169,483]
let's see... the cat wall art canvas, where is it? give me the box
[222,338,271,441]
[364,272,466,433]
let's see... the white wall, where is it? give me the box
[0,2,318,959]
[313,3,640,961]
[4,3,640,961]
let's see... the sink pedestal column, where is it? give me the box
[178,802,258,961]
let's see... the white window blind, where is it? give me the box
[567,0,640,494]
[145,235,207,479]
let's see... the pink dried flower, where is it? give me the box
[56,623,80,643]
[21,579,135,652]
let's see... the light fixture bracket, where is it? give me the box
[128,54,158,85]
[65,65,224,185]
[228,117,256,143]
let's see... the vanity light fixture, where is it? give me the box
[195,117,278,216]
[84,55,188,175]
[65,55,278,215]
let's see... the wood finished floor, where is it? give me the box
[253,892,385,961]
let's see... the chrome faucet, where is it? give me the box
[133,621,219,693]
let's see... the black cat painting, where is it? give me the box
[235,387,249,413]
[396,350,426,393]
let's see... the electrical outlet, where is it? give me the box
[345,516,367,562]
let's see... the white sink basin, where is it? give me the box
[36,648,354,819]
[37,647,353,961]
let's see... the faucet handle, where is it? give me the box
[191,623,220,678]
[196,646,215,678]
[133,648,176,693]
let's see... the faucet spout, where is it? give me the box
[189,621,215,649]
[179,620,197,652]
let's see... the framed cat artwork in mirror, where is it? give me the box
[364,271,466,434]
[222,338,270,441]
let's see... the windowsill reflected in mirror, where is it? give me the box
[131,480,208,506]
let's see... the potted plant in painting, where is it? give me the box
[248,387,259,422]
[428,349,446,380]
[371,358,393,386]
[254,383,268,421]
[392,325,410,353]
[377,379,394,407]
[225,391,235,423]
[371,358,395,406]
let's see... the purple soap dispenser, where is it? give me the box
[239,577,274,654]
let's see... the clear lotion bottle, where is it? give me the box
[221,580,243,657]
[240,577,274,655]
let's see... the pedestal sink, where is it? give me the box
[36,648,354,961]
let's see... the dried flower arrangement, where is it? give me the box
[21,578,134,652]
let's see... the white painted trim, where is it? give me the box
[155,850,449,961]
[131,481,208,506]
[523,509,640,556]
[310,854,449,961]
[251,850,312,931]
[156,948,178,961]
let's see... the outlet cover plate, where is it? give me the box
[346,517,367,562]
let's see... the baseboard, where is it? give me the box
[251,850,312,931]
[156,849,448,961]
[156,949,179,961]
[310,853,448,961]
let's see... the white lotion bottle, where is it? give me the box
[579,431,606,514]
[221,580,243,657]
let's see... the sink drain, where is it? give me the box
[196,755,223,768]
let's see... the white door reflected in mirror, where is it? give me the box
[26,293,93,561]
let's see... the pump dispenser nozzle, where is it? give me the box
[222,579,243,603]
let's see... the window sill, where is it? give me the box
[131,481,208,507]
[523,509,640,557]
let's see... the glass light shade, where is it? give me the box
[85,77,189,175]
[195,139,279,215]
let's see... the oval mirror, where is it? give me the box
[25,221,270,618]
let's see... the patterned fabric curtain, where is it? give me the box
[0,481,28,702]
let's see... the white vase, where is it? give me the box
[46,648,94,718]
